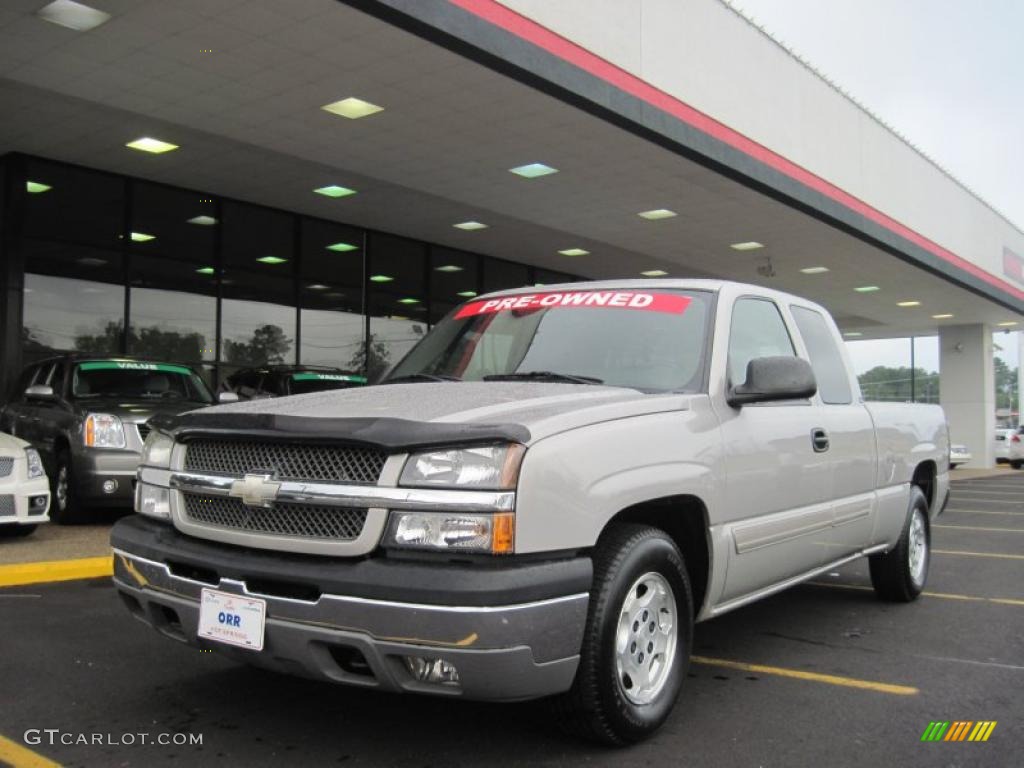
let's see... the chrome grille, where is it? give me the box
[0,495,14,516]
[183,440,386,484]
[0,458,13,478]
[183,492,367,540]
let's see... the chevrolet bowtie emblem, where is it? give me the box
[229,473,281,508]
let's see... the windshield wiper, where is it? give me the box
[483,371,604,385]
[383,373,462,384]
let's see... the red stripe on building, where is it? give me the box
[448,0,1023,301]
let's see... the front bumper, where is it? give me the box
[73,447,141,506]
[111,516,591,701]
[0,474,50,525]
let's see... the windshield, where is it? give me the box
[387,288,713,392]
[72,361,214,403]
[288,372,367,395]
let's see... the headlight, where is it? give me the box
[141,430,174,468]
[135,482,171,520]
[384,511,514,554]
[84,413,125,449]
[24,448,45,479]
[399,444,525,489]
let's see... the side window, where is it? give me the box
[790,306,853,405]
[727,298,795,386]
[36,363,57,388]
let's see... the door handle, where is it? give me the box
[811,428,830,453]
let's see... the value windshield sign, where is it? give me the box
[79,361,193,375]
[455,291,691,319]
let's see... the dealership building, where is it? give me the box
[1,0,1021,466]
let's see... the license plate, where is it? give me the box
[198,588,266,651]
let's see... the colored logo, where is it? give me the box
[921,721,997,742]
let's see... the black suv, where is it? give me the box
[0,355,216,522]
[221,365,367,400]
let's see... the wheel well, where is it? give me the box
[912,461,937,508]
[604,496,710,617]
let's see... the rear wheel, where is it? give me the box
[869,486,930,602]
[551,524,693,745]
[49,450,82,524]
[1011,461,1023,470]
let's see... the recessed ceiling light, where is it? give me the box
[558,248,589,256]
[77,257,107,266]
[638,209,677,220]
[843,331,863,338]
[897,301,921,307]
[126,137,178,154]
[931,313,954,319]
[997,321,1019,327]
[730,241,764,251]
[307,284,330,291]
[641,270,669,277]
[800,266,829,274]
[257,255,287,265]
[130,232,155,242]
[26,181,51,194]
[187,215,217,226]
[509,163,558,178]
[321,97,383,119]
[37,0,111,31]
[398,298,420,305]
[453,221,488,231]
[434,265,464,273]
[326,242,358,252]
[314,185,356,198]
[854,285,880,293]
[457,290,477,298]
[370,274,394,283]
[195,267,215,275]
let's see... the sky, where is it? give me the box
[725,0,1024,372]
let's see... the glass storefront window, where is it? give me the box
[482,256,530,293]
[129,181,217,264]
[367,234,427,378]
[23,273,125,362]
[23,159,124,248]
[300,218,365,369]
[429,246,478,325]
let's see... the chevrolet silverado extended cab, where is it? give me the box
[111,280,949,744]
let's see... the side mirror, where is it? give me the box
[728,356,817,407]
[25,384,56,401]
[217,392,240,403]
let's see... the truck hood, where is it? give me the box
[163,382,690,446]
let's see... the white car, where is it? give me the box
[949,444,972,468]
[995,428,1012,463]
[0,432,51,537]
[1005,428,1024,469]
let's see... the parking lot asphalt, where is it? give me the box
[1,473,1021,767]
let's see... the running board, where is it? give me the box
[707,544,890,618]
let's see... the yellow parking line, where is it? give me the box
[933,549,1024,560]
[934,524,1024,533]
[808,581,1024,606]
[691,656,917,695]
[0,734,61,768]
[0,556,112,588]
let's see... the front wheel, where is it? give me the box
[1011,461,1023,470]
[49,450,82,525]
[551,524,693,745]
[869,486,930,602]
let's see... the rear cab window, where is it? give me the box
[790,305,853,405]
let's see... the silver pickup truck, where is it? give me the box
[111,280,949,744]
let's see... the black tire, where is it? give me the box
[869,486,930,602]
[1011,461,1023,470]
[0,524,37,538]
[49,449,82,524]
[550,524,693,745]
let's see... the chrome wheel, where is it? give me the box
[908,509,928,586]
[615,571,678,705]
[56,465,68,511]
